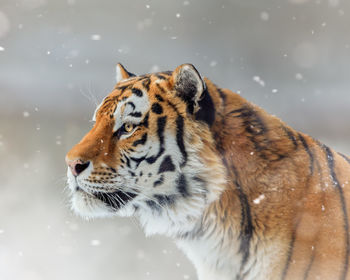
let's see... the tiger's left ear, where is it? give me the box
[116,63,136,83]
[172,64,205,114]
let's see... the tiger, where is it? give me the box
[65,63,350,280]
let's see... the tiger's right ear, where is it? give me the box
[171,64,205,114]
[115,63,136,83]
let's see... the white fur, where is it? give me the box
[115,64,124,83]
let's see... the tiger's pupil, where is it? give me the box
[124,123,133,133]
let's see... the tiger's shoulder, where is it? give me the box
[199,77,350,279]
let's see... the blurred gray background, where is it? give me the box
[0,0,349,279]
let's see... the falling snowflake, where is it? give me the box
[90,239,101,246]
[295,73,303,80]
[253,76,265,87]
[90,34,101,41]
[253,194,265,204]
[260,11,269,21]
[210,60,217,67]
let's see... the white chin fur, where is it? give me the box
[70,190,136,219]
[70,191,114,219]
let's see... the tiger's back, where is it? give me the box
[200,78,350,279]
[65,63,350,280]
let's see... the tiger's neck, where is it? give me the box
[175,79,299,279]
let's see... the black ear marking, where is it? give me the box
[172,64,205,114]
[194,87,215,127]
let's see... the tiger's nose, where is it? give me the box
[66,158,90,177]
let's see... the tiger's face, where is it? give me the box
[66,63,226,237]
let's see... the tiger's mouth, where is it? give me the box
[76,186,137,210]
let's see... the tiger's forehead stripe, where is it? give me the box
[92,71,173,129]
[113,87,150,131]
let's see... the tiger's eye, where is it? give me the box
[124,123,134,133]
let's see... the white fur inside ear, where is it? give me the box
[175,64,204,113]
[183,65,204,94]
[116,65,123,83]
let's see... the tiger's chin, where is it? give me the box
[70,189,136,219]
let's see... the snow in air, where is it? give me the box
[253,194,265,204]
[210,61,217,67]
[90,34,101,41]
[260,11,269,21]
[90,239,101,246]
[253,76,265,87]
[295,73,303,80]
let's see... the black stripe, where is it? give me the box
[176,173,189,197]
[281,230,296,280]
[298,134,315,175]
[216,86,226,106]
[224,159,253,272]
[130,155,146,168]
[167,100,180,114]
[155,73,167,80]
[236,178,254,270]
[163,71,172,76]
[117,85,130,93]
[158,155,176,174]
[110,167,117,173]
[155,94,164,102]
[145,116,166,164]
[94,190,137,210]
[195,87,215,127]
[146,200,161,212]
[131,88,143,97]
[125,156,131,168]
[156,83,166,94]
[129,111,142,118]
[142,78,151,91]
[176,115,187,166]
[140,112,149,128]
[151,103,163,114]
[303,250,316,280]
[227,108,245,116]
[126,70,136,78]
[339,153,350,165]
[126,102,135,110]
[322,144,350,280]
[153,175,164,187]
[154,194,176,206]
[283,126,298,149]
[132,133,148,147]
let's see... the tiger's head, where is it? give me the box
[65,63,226,237]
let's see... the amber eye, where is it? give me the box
[124,122,134,133]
